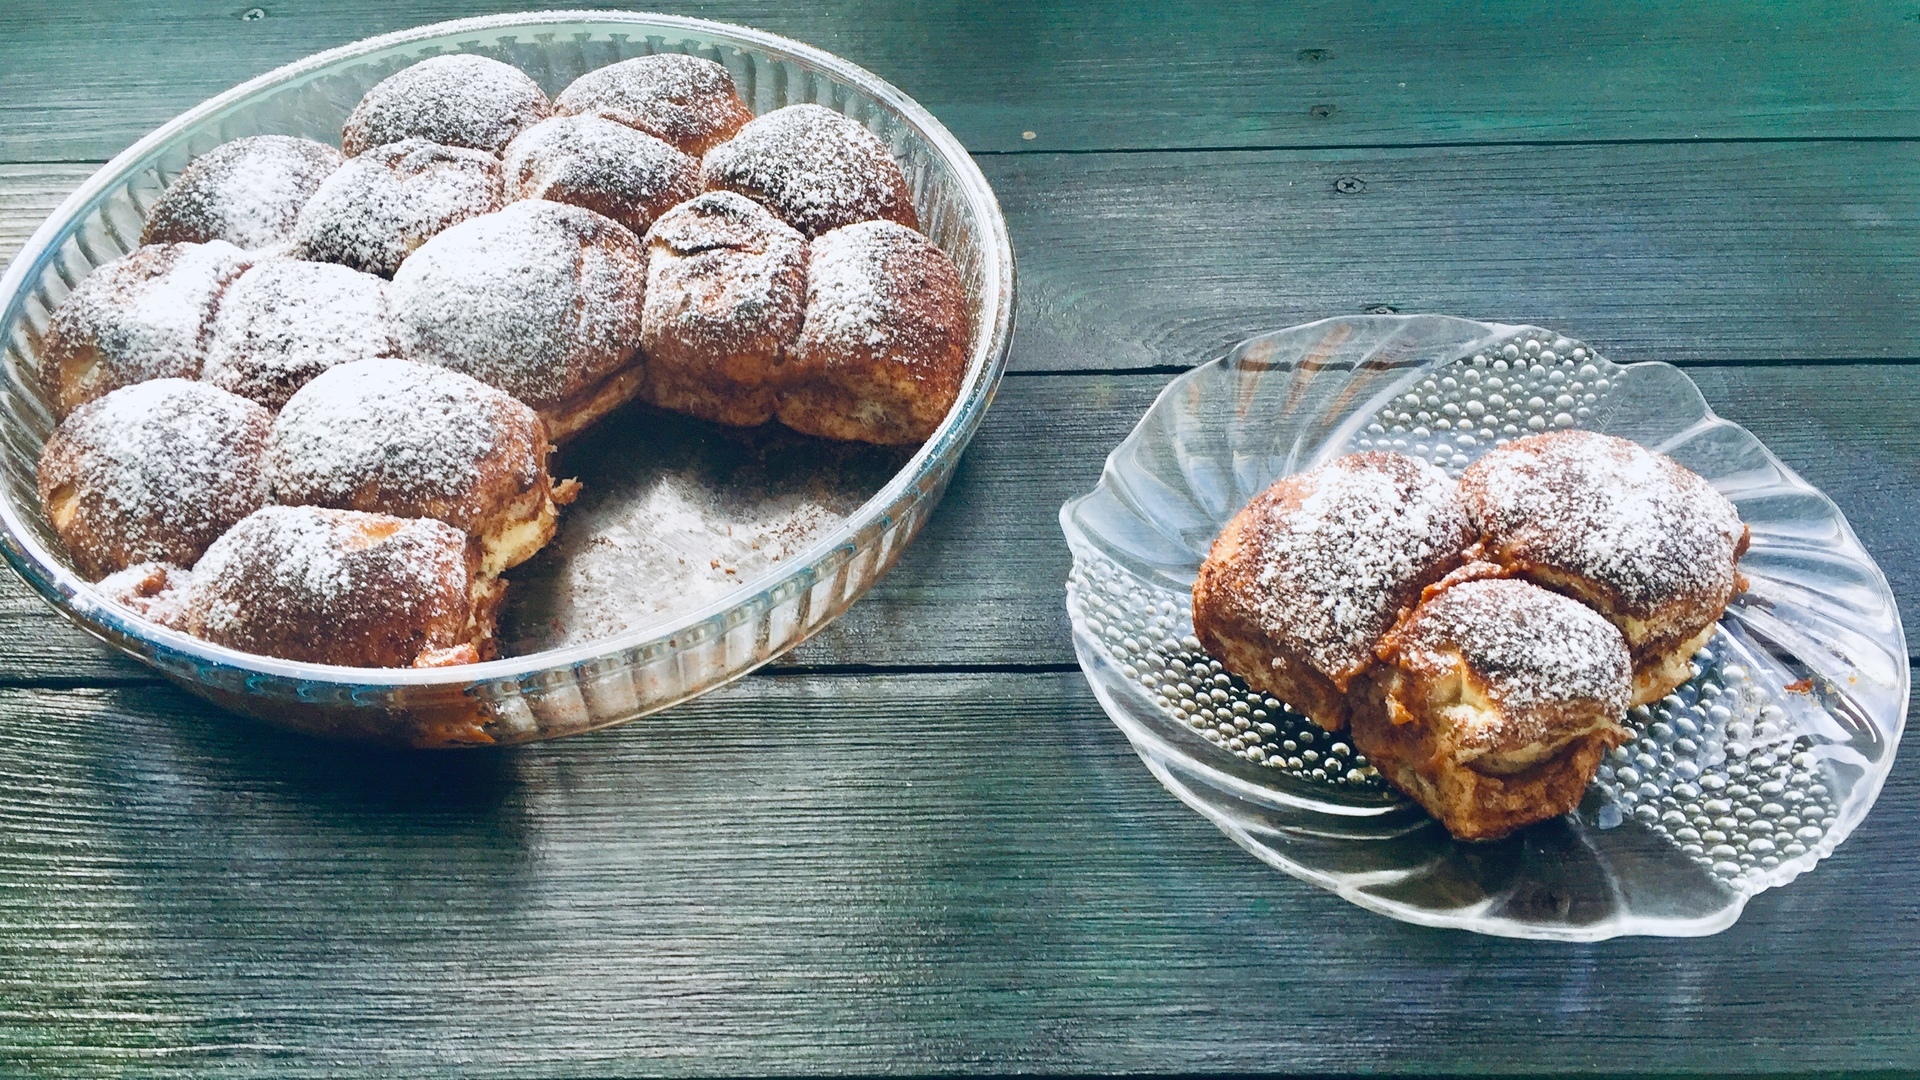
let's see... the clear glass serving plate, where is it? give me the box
[0,12,1015,747]
[1060,315,1904,940]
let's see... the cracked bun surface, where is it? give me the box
[503,114,701,237]
[201,259,400,410]
[553,53,752,157]
[701,104,916,238]
[292,138,503,277]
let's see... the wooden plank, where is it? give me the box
[1,365,1918,681]
[4,2,1920,161]
[1,675,1915,1074]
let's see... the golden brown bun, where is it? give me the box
[503,114,701,237]
[342,54,551,157]
[700,104,916,238]
[201,259,401,410]
[1348,577,1635,841]
[775,220,967,445]
[1458,429,1748,706]
[292,138,504,277]
[639,192,807,428]
[37,379,272,579]
[1191,452,1474,731]
[141,136,344,249]
[38,241,250,419]
[554,55,752,157]
[92,561,195,630]
[391,199,645,439]
[184,505,500,668]
[267,359,564,575]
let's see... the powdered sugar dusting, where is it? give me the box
[37,378,271,577]
[143,136,344,250]
[1461,430,1745,615]
[797,219,963,365]
[392,199,644,410]
[202,259,399,409]
[504,114,700,236]
[641,191,806,360]
[1396,577,1631,714]
[293,138,503,277]
[342,54,550,157]
[701,104,915,238]
[1249,452,1472,678]
[554,53,751,155]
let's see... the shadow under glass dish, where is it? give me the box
[1060,314,1905,940]
[0,13,1015,747]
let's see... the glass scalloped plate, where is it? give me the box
[1059,314,1905,940]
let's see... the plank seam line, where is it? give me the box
[1008,357,1920,378]
[972,134,1920,157]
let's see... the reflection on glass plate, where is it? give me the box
[1059,314,1905,940]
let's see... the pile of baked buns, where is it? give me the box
[1192,429,1750,841]
[33,53,970,669]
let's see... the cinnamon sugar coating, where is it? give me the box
[775,220,967,444]
[292,138,503,277]
[39,241,251,419]
[142,136,343,250]
[37,379,272,579]
[1349,577,1635,841]
[503,114,701,237]
[639,192,807,427]
[701,104,916,239]
[1191,451,1474,731]
[342,54,551,157]
[202,259,400,410]
[93,561,196,630]
[391,199,646,441]
[553,54,751,157]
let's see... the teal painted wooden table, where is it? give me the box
[4,3,1919,1073]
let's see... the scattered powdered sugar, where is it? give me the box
[796,219,964,365]
[292,138,503,277]
[1395,577,1632,714]
[701,104,916,238]
[142,136,344,250]
[554,53,751,155]
[41,241,251,415]
[641,191,807,358]
[1461,430,1746,615]
[504,114,700,237]
[38,378,272,577]
[1249,452,1473,679]
[391,199,644,410]
[342,54,551,157]
[92,561,196,630]
[202,259,400,410]
[268,358,537,524]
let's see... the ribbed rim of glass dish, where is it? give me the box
[0,10,1016,689]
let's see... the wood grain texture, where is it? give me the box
[2,675,1917,1075]
[4,1,1920,161]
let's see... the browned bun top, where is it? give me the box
[554,54,752,156]
[1459,429,1748,621]
[267,358,547,533]
[1382,576,1633,752]
[39,241,251,419]
[37,378,272,579]
[342,54,551,157]
[202,259,400,410]
[292,138,503,277]
[185,505,479,668]
[390,199,645,413]
[1203,451,1474,686]
[141,136,344,250]
[701,104,916,238]
[502,114,701,237]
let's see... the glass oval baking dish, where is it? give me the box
[0,12,1016,747]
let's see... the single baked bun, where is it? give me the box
[392,199,646,441]
[292,138,503,277]
[1191,451,1474,732]
[268,359,569,575]
[36,379,272,579]
[342,54,551,157]
[93,561,195,630]
[1459,429,1749,707]
[183,505,501,668]
[141,136,345,250]
[1349,576,1635,841]
[553,54,752,156]
[201,259,400,410]
[502,114,701,237]
[701,104,916,238]
[38,241,250,419]
[775,220,968,444]
[638,192,807,427]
